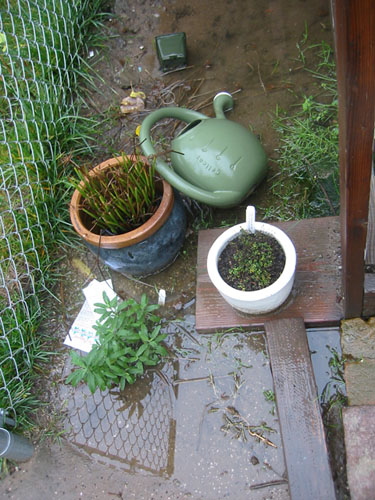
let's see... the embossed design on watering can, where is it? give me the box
[139,92,268,207]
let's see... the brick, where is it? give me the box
[343,406,375,500]
[344,358,375,406]
[341,317,375,359]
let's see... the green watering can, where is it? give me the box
[139,92,268,208]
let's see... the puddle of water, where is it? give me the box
[307,327,343,399]
[164,317,287,498]
[59,320,345,499]
[307,327,348,499]
[60,313,289,499]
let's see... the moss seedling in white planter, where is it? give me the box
[207,206,297,314]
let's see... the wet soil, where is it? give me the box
[84,0,333,224]
[2,1,348,499]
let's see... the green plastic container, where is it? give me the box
[155,32,187,72]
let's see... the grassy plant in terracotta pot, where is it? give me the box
[207,206,297,314]
[72,153,159,235]
[69,148,186,277]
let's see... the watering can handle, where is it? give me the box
[139,107,240,207]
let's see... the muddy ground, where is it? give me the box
[2,1,347,499]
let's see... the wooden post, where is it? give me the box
[331,0,375,318]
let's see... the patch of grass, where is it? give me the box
[266,40,339,221]
[0,0,111,433]
[0,299,58,427]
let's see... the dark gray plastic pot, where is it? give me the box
[84,190,186,277]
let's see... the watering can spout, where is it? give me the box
[213,92,234,119]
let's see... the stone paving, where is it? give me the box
[341,318,375,499]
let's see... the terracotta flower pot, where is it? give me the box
[207,206,296,314]
[69,156,186,277]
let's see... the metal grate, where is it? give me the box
[59,368,175,476]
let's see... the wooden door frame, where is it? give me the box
[332,0,375,318]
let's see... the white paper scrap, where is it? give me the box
[83,279,116,312]
[64,300,99,352]
[64,279,118,353]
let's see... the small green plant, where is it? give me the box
[264,389,276,415]
[321,347,348,411]
[218,230,285,291]
[71,152,159,235]
[263,389,275,402]
[66,293,168,393]
[229,238,274,289]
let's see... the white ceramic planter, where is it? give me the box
[207,207,297,314]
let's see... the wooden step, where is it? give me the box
[265,317,336,500]
[196,216,342,333]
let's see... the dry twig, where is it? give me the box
[223,406,277,448]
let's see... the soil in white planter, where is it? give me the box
[217,230,286,291]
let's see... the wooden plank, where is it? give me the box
[265,317,336,500]
[196,216,342,333]
[332,0,375,317]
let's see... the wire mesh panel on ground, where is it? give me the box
[59,367,176,477]
[0,0,82,421]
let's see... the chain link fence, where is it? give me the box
[0,0,97,424]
